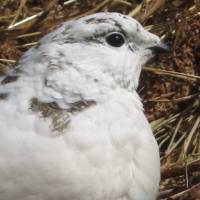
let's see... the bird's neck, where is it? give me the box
[0,71,142,111]
[0,50,142,111]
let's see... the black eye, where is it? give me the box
[106,32,125,47]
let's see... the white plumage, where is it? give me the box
[0,12,167,200]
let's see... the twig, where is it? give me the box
[17,42,37,48]
[128,3,142,17]
[63,0,77,6]
[7,12,44,30]
[183,116,200,156]
[170,183,200,199]
[159,134,170,149]
[112,0,132,6]
[0,59,16,64]
[161,160,200,179]
[16,32,42,39]
[144,66,200,82]
[9,0,27,27]
[166,117,183,154]
[145,93,198,103]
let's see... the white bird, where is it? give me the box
[0,12,168,200]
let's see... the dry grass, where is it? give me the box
[0,0,200,199]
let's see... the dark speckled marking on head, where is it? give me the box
[62,34,104,45]
[128,43,139,53]
[84,18,108,24]
[108,18,127,37]
[60,23,72,37]
[84,17,95,24]
[84,17,127,38]
[0,93,8,100]
[122,15,128,19]
[43,14,139,46]
[1,75,19,85]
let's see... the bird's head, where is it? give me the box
[38,12,168,90]
[0,12,169,106]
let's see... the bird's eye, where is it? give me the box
[106,32,125,47]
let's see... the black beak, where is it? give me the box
[148,42,170,54]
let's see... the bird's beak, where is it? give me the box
[148,42,170,54]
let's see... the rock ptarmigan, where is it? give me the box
[0,12,169,200]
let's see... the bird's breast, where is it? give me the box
[0,91,160,200]
[65,91,160,200]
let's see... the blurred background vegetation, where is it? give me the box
[0,0,200,199]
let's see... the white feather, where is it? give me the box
[0,12,161,200]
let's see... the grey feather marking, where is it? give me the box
[1,75,19,85]
[0,93,8,100]
[85,17,127,37]
[30,98,95,133]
